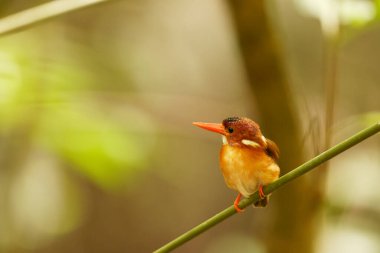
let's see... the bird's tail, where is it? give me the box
[253,195,269,207]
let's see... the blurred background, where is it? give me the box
[0,0,379,252]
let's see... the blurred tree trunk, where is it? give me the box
[228,1,318,253]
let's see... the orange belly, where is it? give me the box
[220,144,280,197]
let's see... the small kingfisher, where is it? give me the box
[193,117,280,212]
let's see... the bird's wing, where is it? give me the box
[265,138,280,161]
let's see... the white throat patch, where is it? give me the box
[241,139,260,148]
[222,136,228,145]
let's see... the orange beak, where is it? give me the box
[192,122,225,135]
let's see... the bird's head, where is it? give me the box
[193,117,266,148]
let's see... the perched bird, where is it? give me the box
[193,117,280,211]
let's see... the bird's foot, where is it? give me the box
[233,193,244,213]
[258,185,266,199]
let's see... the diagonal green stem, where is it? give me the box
[0,0,112,36]
[154,122,380,253]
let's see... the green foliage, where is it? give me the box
[37,106,154,190]
[0,36,155,190]
[376,0,380,19]
[0,50,23,125]
[361,111,380,125]
[294,0,380,37]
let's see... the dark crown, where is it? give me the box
[223,117,241,124]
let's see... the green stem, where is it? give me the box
[0,0,111,36]
[154,122,380,253]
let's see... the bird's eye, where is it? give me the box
[228,127,234,133]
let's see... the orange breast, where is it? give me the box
[219,144,280,197]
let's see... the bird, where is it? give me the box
[193,117,280,212]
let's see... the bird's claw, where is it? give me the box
[258,185,266,199]
[234,203,244,213]
[233,193,244,213]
